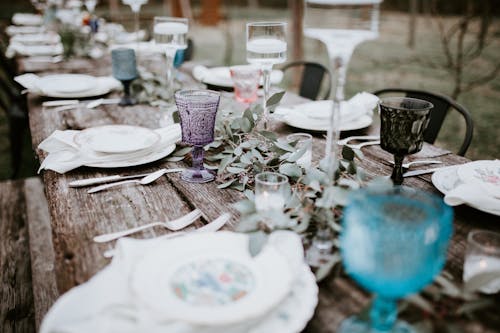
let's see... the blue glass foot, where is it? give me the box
[338,316,415,333]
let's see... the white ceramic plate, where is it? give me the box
[456,160,500,198]
[39,79,116,98]
[432,165,500,216]
[74,125,161,154]
[84,144,175,168]
[37,74,97,94]
[131,232,293,326]
[283,112,373,132]
[194,66,283,88]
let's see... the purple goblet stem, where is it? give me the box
[191,145,205,172]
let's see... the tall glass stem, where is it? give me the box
[260,64,272,130]
[324,56,346,183]
[370,296,398,331]
[134,9,140,53]
[165,47,177,98]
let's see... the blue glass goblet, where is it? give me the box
[111,48,138,106]
[175,90,220,183]
[339,187,453,333]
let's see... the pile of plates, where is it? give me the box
[40,232,318,333]
[36,74,120,98]
[432,160,500,216]
[74,125,176,168]
[192,65,284,89]
[275,97,376,132]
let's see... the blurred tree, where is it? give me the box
[428,0,499,99]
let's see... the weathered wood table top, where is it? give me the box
[20,56,500,332]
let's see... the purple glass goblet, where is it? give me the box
[175,89,220,183]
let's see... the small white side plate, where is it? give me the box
[75,125,161,154]
[456,160,500,198]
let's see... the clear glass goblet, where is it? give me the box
[379,97,434,185]
[339,187,453,333]
[154,16,189,98]
[122,0,148,49]
[246,21,287,130]
[174,90,220,183]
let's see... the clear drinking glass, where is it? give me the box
[379,97,433,185]
[84,0,98,13]
[463,230,500,294]
[303,0,381,180]
[230,65,261,104]
[286,133,313,168]
[154,16,189,98]
[174,90,220,183]
[254,172,289,212]
[246,22,287,130]
[340,187,453,333]
[122,0,148,49]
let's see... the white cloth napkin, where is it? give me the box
[6,42,63,58]
[37,124,181,174]
[39,231,307,333]
[14,73,121,95]
[10,33,60,45]
[12,13,43,26]
[274,91,379,124]
[444,183,500,213]
[192,65,284,87]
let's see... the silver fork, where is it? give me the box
[102,213,231,258]
[93,209,203,243]
[338,135,379,146]
[345,141,380,149]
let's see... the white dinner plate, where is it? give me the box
[85,144,175,168]
[193,66,283,88]
[130,232,293,326]
[37,74,97,94]
[74,125,161,154]
[36,76,119,98]
[432,165,500,216]
[283,111,373,132]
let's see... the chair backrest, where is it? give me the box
[281,61,332,100]
[373,88,474,156]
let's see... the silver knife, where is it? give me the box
[69,168,184,187]
[403,167,448,178]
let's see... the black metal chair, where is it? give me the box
[0,48,30,178]
[373,88,474,156]
[280,61,332,100]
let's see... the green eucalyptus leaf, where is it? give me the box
[243,108,255,128]
[266,90,286,107]
[275,140,296,152]
[218,155,233,175]
[173,146,192,157]
[279,163,302,178]
[227,166,246,174]
[218,179,236,189]
[259,131,278,141]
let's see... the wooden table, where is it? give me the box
[20,56,500,332]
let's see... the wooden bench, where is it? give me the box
[0,177,57,332]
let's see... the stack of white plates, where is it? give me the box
[74,125,176,168]
[40,232,318,333]
[12,13,43,26]
[192,65,284,89]
[35,74,120,98]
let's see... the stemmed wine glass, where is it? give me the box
[122,0,148,49]
[379,97,433,185]
[246,22,287,130]
[174,90,220,183]
[339,187,453,333]
[111,48,138,106]
[154,16,189,98]
[303,0,381,180]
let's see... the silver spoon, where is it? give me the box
[87,169,166,193]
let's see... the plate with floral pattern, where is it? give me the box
[130,232,294,326]
[456,160,500,198]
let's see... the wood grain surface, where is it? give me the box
[19,56,500,332]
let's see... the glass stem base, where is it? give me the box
[338,316,415,333]
[182,146,214,183]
